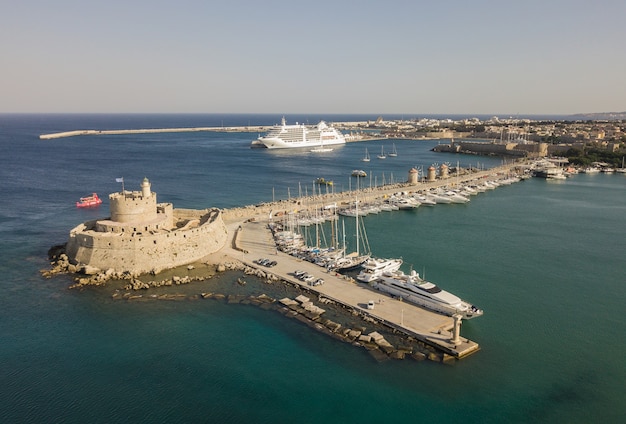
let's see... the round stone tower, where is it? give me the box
[427,166,437,182]
[109,178,157,223]
[439,163,449,179]
[408,168,419,184]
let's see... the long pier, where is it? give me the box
[39,126,274,139]
[214,163,526,358]
[220,210,479,358]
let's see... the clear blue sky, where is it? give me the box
[2,0,624,115]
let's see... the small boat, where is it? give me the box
[362,148,370,162]
[388,143,397,157]
[377,145,386,159]
[351,169,367,178]
[76,193,102,208]
[315,177,333,186]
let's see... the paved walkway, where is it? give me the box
[223,218,479,358]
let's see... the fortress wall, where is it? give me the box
[457,142,528,157]
[66,209,228,274]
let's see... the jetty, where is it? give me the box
[211,163,526,358]
[39,126,275,139]
[39,122,384,141]
[220,216,479,358]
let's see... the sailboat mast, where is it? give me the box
[355,197,359,255]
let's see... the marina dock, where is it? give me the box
[211,163,528,359]
[218,214,479,358]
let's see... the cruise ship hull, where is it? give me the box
[256,137,346,149]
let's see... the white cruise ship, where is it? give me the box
[251,117,346,149]
[374,270,483,319]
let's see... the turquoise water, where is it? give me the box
[0,115,624,423]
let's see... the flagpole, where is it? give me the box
[116,177,125,193]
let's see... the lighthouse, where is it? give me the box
[141,177,151,198]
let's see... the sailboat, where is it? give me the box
[362,147,370,162]
[377,145,386,159]
[616,156,626,173]
[388,143,397,157]
[332,198,370,273]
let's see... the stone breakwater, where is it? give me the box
[111,279,452,364]
[43,253,451,362]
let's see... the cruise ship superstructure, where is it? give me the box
[251,117,346,149]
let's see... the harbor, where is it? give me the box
[49,161,527,361]
[193,163,526,359]
[220,213,479,359]
[38,120,377,140]
[8,114,625,423]
[39,115,562,362]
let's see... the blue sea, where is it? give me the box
[0,114,624,423]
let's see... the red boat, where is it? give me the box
[76,193,102,208]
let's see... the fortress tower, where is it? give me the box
[98,177,173,233]
[65,178,227,274]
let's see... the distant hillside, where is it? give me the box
[569,112,626,120]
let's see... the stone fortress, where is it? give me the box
[65,178,228,274]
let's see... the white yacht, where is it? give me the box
[356,257,403,282]
[251,117,346,149]
[374,270,483,319]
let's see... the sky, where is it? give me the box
[1,0,625,115]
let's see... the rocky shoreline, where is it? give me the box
[42,245,455,364]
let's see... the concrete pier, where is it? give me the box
[39,126,276,139]
[215,212,481,359]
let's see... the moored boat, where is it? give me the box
[356,257,403,282]
[362,148,370,162]
[374,270,483,319]
[315,177,333,186]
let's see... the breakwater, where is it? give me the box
[39,126,275,139]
